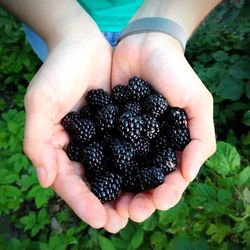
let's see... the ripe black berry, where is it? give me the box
[82,142,105,179]
[110,140,135,173]
[61,112,96,143]
[90,171,122,203]
[79,106,93,120]
[111,84,128,105]
[143,94,168,117]
[127,76,151,101]
[166,107,188,128]
[142,114,160,139]
[152,147,177,175]
[118,112,143,142]
[96,104,119,131]
[86,89,112,109]
[134,137,150,157]
[66,142,82,162]
[139,167,165,191]
[169,127,190,151]
[122,102,141,115]
[61,111,81,135]
[122,161,142,192]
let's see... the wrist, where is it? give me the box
[46,13,105,50]
[118,32,184,57]
[131,0,222,38]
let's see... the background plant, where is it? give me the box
[0,1,249,249]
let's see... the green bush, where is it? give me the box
[0,1,249,249]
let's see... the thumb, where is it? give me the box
[24,90,59,188]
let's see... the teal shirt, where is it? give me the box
[77,0,144,32]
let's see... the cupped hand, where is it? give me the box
[23,34,128,233]
[112,33,216,222]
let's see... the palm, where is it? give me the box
[24,38,127,232]
[111,34,215,222]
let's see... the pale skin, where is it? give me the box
[0,0,221,233]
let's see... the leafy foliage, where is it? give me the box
[0,1,250,249]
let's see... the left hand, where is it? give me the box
[111,33,216,222]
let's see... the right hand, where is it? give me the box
[111,33,216,223]
[23,32,128,233]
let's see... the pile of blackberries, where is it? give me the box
[61,77,190,203]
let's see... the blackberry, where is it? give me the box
[79,106,93,120]
[152,136,169,152]
[142,115,160,139]
[166,107,188,128]
[152,147,177,175]
[169,127,190,151]
[127,76,151,101]
[122,161,143,192]
[66,142,82,162]
[100,131,117,150]
[82,142,105,179]
[134,137,150,157]
[111,84,128,105]
[61,112,96,143]
[122,163,165,192]
[86,89,112,109]
[139,167,165,191]
[143,94,168,117]
[118,112,143,142]
[96,105,119,131]
[91,171,122,203]
[122,102,141,115]
[61,111,81,135]
[71,119,96,145]
[110,140,135,173]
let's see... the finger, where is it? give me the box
[103,203,128,234]
[115,192,134,218]
[182,93,216,181]
[152,168,189,210]
[23,106,58,187]
[52,150,107,229]
[128,192,156,223]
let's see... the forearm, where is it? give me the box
[132,0,222,38]
[0,0,101,47]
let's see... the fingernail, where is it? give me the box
[36,167,46,185]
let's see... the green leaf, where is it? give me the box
[217,189,232,206]
[235,166,250,185]
[98,235,116,250]
[242,110,250,126]
[119,222,135,241]
[150,231,168,250]
[140,214,157,231]
[130,227,144,250]
[111,237,128,249]
[242,231,250,246]
[20,212,36,231]
[217,76,245,101]
[158,200,189,227]
[229,60,250,79]
[206,224,231,244]
[245,83,250,99]
[242,131,250,145]
[205,141,241,176]
[243,188,250,204]
[188,183,216,207]
[212,50,229,61]
[0,169,18,184]
[169,235,193,250]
